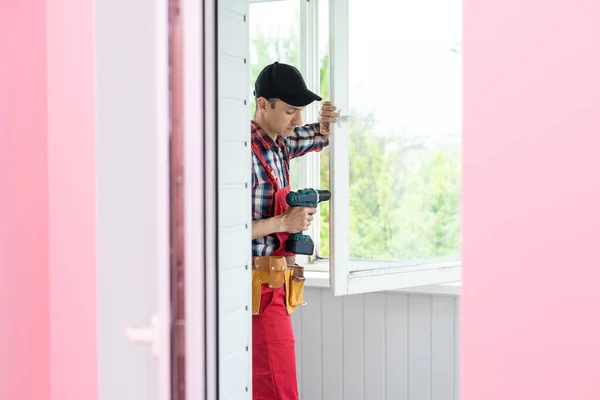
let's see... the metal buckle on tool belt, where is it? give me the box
[252,256,287,289]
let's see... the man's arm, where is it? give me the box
[286,123,329,159]
[252,216,283,240]
[286,101,338,159]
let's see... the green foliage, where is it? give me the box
[249,26,300,117]
[249,24,303,189]
[317,51,460,261]
[250,23,461,262]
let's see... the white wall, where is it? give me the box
[293,288,460,400]
[217,0,253,398]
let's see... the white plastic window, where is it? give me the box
[327,0,462,295]
[249,0,462,296]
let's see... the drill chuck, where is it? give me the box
[316,189,331,202]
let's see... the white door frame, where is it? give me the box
[181,0,219,398]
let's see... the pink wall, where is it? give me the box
[1,0,97,399]
[462,0,600,399]
[46,0,98,398]
[4,0,599,397]
[0,2,50,399]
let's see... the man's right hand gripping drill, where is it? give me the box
[251,205,316,240]
[278,206,317,233]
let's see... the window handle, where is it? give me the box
[124,313,161,359]
[336,109,344,128]
[336,109,377,128]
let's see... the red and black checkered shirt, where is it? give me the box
[251,120,329,256]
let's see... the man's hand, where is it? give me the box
[278,206,317,233]
[318,101,339,136]
[251,207,317,239]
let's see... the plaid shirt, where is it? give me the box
[251,120,329,256]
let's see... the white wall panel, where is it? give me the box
[220,186,251,228]
[220,267,250,313]
[293,288,460,400]
[220,99,250,142]
[219,142,251,185]
[218,0,251,398]
[219,56,249,100]
[220,227,250,268]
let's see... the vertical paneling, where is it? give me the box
[322,291,343,400]
[454,298,460,400]
[408,295,432,399]
[431,297,456,400]
[364,293,386,400]
[342,295,364,400]
[386,294,409,400]
[293,288,460,400]
[217,0,251,398]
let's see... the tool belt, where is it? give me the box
[252,256,306,315]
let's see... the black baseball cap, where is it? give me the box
[254,62,322,107]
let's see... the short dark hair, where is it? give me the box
[253,97,278,118]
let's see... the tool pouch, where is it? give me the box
[285,264,306,315]
[251,256,288,315]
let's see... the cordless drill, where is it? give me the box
[284,188,331,255]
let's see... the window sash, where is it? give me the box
[326,0,461,296]
[295,0,321,265]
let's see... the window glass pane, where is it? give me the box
[327,0,462,266]
[248,0,303,190]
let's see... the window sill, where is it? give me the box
[304,270,461,296]
[301,258,462,296]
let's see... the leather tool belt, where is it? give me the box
[252,255,287,289]
[251,256,306,315]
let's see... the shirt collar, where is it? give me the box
[251,120,285,151]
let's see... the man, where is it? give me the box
[250,61,338,400]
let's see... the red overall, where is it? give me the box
[251,143,298,400]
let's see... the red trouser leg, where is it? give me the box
[252,284,299,400]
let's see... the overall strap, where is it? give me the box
[251,142,290,189]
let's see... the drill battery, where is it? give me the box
[284,188,331,255]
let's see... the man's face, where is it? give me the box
[259,98,304,137]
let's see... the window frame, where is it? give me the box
[248,0,462,297]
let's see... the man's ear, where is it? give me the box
[256,97,268,114]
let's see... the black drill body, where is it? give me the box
[284,188,331,255]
